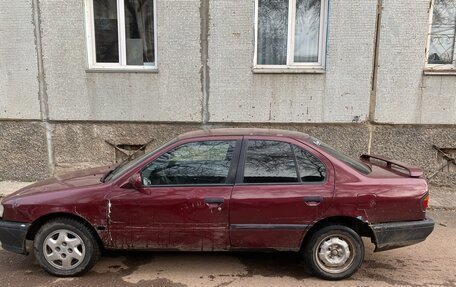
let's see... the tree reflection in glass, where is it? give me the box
[257,0,289,65]
[244,140,298,183]
[142,141,236,185]
[294,0,321,63]
[428,0,456,64]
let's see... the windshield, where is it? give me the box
[104,140,174,182]
[309,137,371,175]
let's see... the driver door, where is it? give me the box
[107,137,241,251]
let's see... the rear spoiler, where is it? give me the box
[360,154,423,178]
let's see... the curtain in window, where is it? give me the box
[294,0,321,63]
[257,0,289,65]
[428,0,456,64]
[124,0,155,65]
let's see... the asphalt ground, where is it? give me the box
[0,210,455,287]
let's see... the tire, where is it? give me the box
[33,217,101,277]
[303,225,364,280]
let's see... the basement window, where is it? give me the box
[85,0,157,71]
[115,144,146,162]
[425,0,456,74]
[437,148,456,173]
[254,0,328,73]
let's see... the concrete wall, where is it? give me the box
[208,0,377,123]
[50,121,456,186]
[40,0,202,122]
[0,122,49,181]
[370,125,456,186]
[0,0,41,120]
[51,122,370,175]
[2,0,455,125]
[0,0,455,185]
[375,0,456,124]
[52,122,201,174]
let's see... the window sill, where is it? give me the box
[423,69,456,76]
[252,67,325,74]
[86,68,159,74]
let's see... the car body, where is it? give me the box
[0,128,434,279]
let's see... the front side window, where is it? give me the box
[255,0,328,69]
[426,0,456,71]
[141,141,236,186]
[86,0,157,70]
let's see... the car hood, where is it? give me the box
[5,165,114,199]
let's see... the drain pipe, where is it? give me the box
[200,0,210,127]
[32,0,55,176]
[369,0,383,123]
[367,0,383,154]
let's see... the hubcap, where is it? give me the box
[43,229,86,270]
[315,235,355,274]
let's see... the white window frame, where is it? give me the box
[84,0,158,71]
[253,0,328,73]
[425,0,456,74]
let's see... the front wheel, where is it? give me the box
[33,218,101,276]
[303,225,364,280]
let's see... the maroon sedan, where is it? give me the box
[0,129,434,280]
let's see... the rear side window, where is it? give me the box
[243,140,298,183]
[293,145,326,182]
[310,137,371,175]
[141,140,236,185]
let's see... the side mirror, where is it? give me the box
[129,173,143,190]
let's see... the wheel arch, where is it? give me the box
[26,212,104,249]
[301,216,375,250]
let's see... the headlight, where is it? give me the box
[0,204,3,218]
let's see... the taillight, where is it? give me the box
[421,193,430,211]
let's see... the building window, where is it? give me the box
[426,0,456,72]
[85,0,157,70]
[254,0,328,71]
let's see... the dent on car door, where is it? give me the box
[230,138,335,251]
[107,138,241,251]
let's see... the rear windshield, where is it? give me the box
[309,137,371,175]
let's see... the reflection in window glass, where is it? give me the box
[294,0,321,63]
[124,0,155,65]
[93,0,119,63]
[141,141,236,185]
[310,137,371,175]
[293,145,326,182]
[257,0,289,65]
[428,0,456,64]
[244,140,298,183]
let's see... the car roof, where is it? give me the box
[176,128,311,141]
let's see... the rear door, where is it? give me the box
[230,136,335,250]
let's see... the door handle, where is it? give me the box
[304,196,323,206]
[204,198,225,204]
[204,198,224,211]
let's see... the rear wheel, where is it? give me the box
[303,225,364,280]
[33,218,101,276]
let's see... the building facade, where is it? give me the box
[0,0,455,186]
